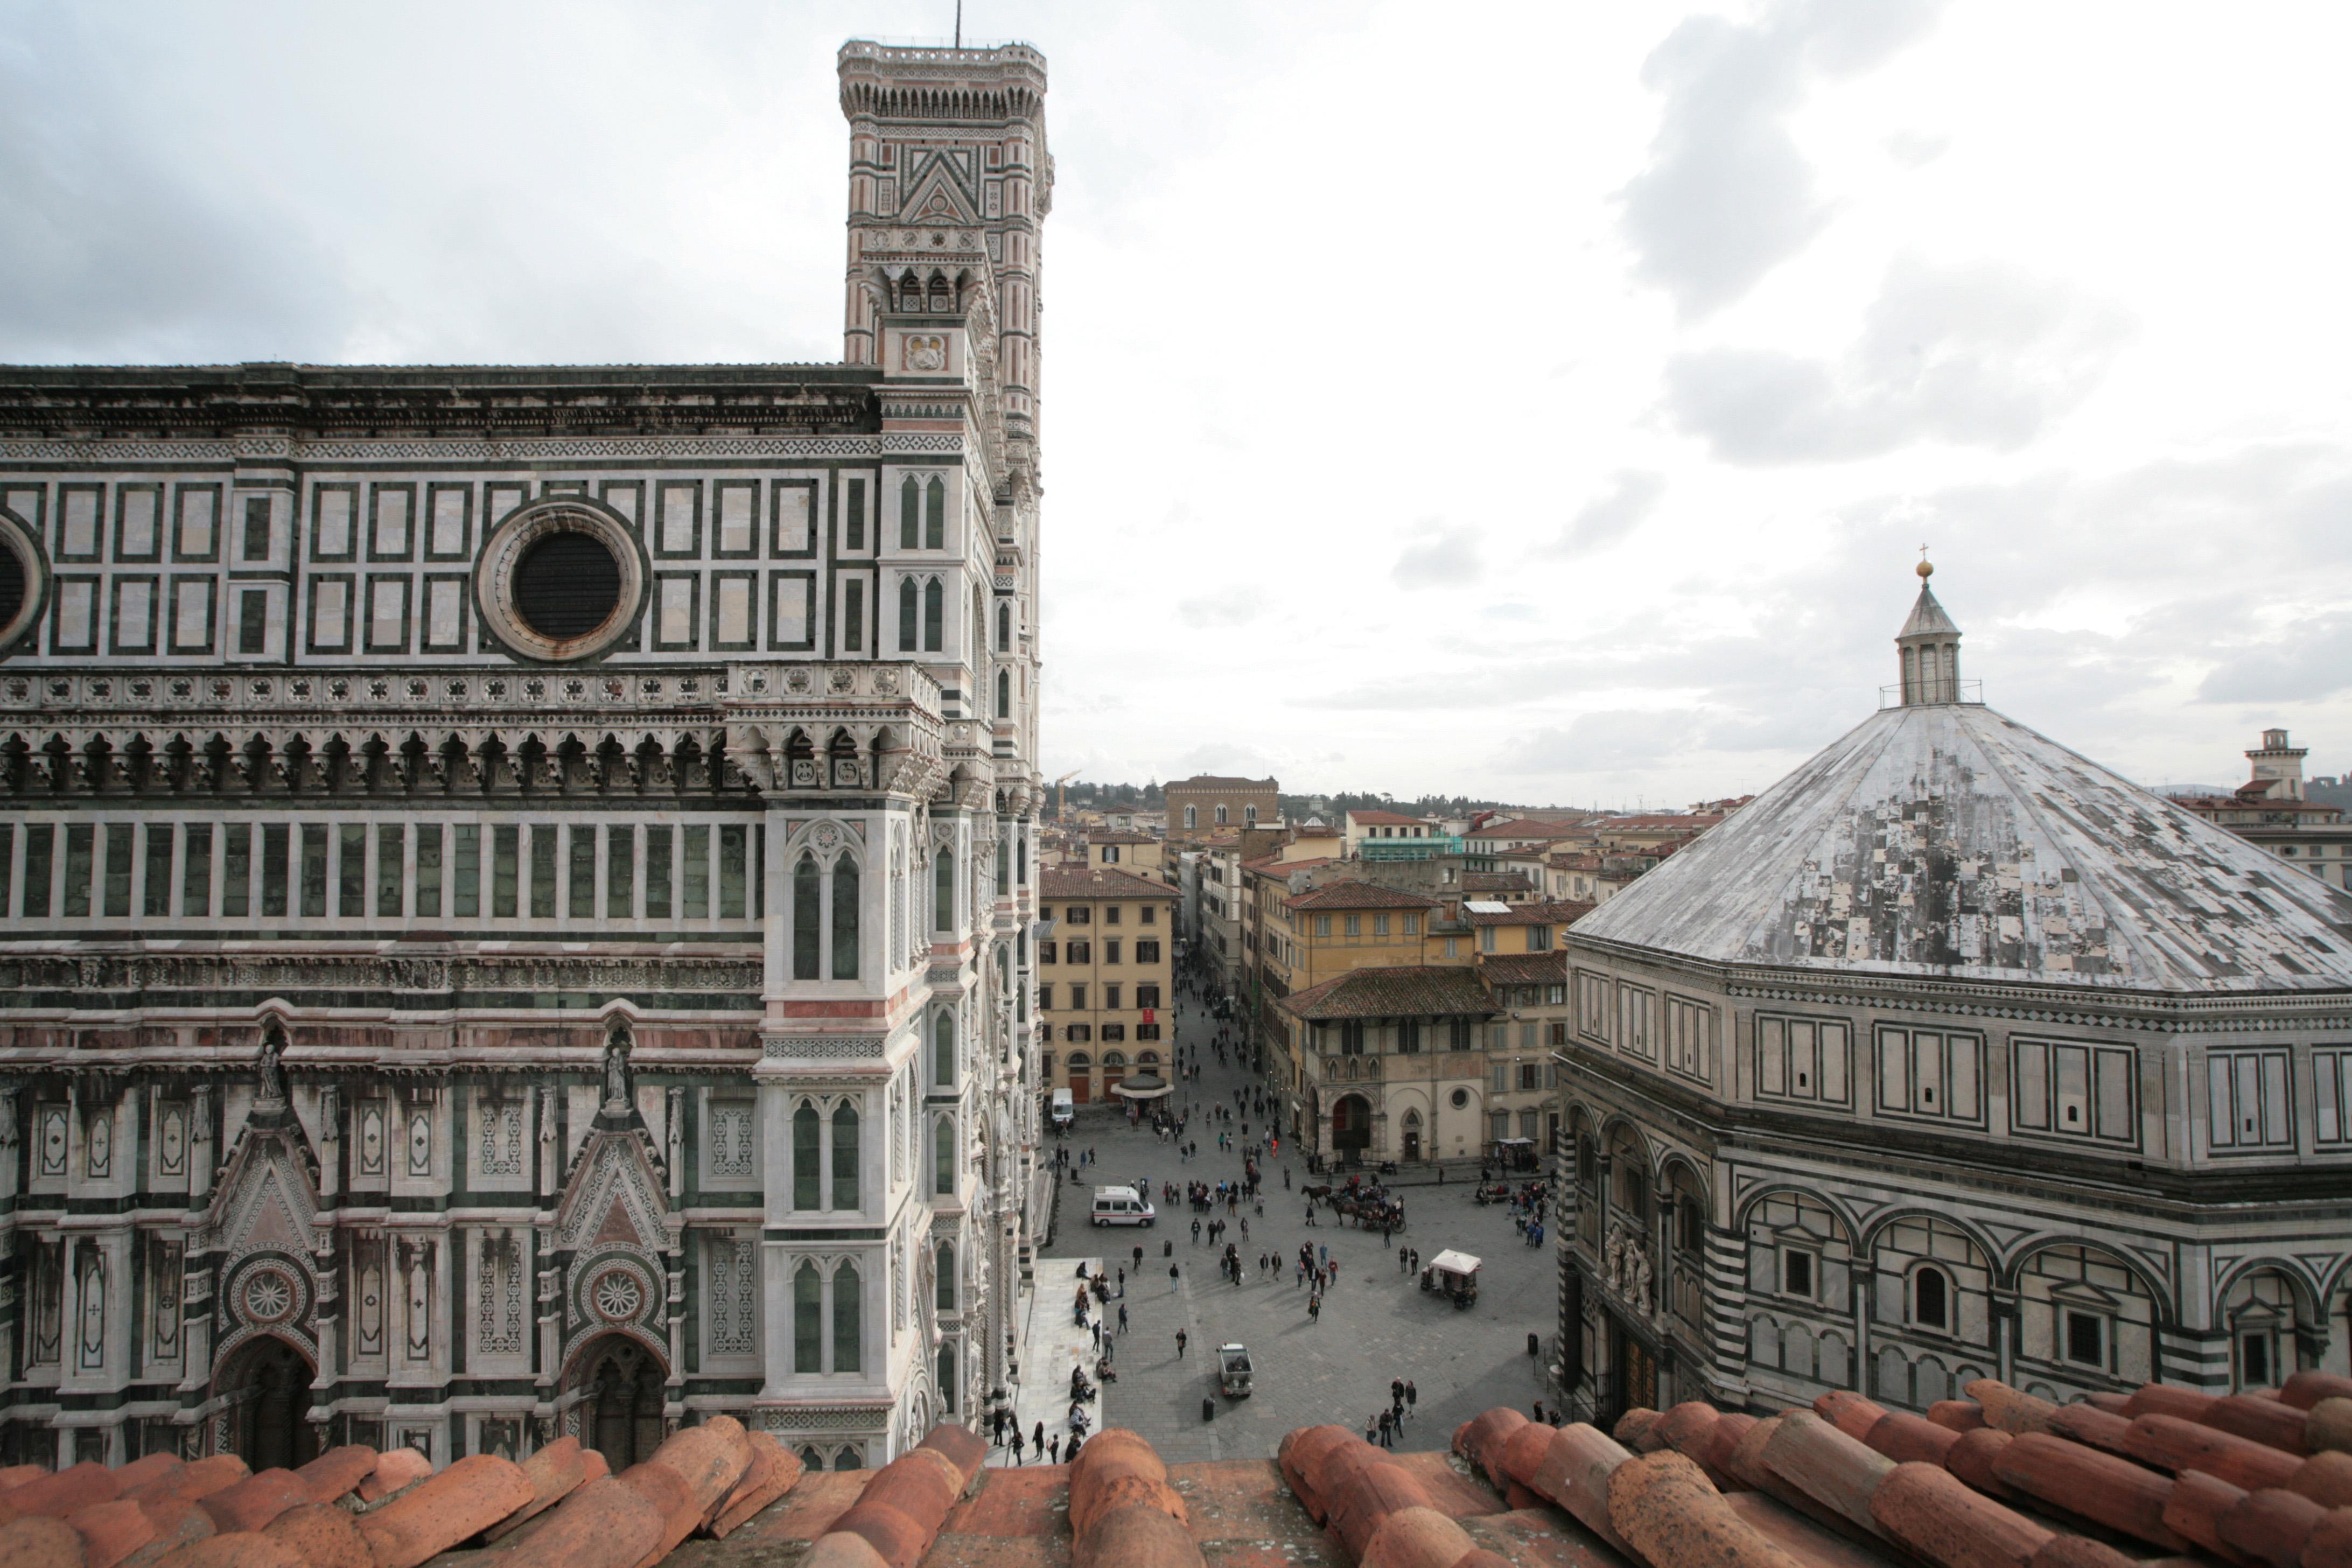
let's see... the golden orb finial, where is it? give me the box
[1917,543,1933,579]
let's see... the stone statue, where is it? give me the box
[256,1023,289,1107]
[1604,1227,1625,1292]
[602,1020,634,1111]
[1633,1250,1654,1316]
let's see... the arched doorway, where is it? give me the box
[568,1334,667,1474]
[215,1335,316,1473]
[1332,1094,1372,1158]
[1066,1053,1091,1104]
[1401,1109,1423,1161]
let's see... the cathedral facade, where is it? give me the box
[1556,569,2352,1424]
[0,39,1051,1476]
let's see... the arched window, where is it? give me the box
[933,1011,956,1088]
[1017,834,1027,884]
[936,1342,957,1413]
[793,856,821,980]
[996,669,1010,718]
[933,851,954,931]
[1914,1265,1950,1331]
[934,1114,956,1195]
[793,1102,820,1209]
[900,475,920,549]
[1184,806,1196,830]
[835,1448,863,1472]
[831,1100,860,1210]
[996,602,1010,650]
[898,578,918,652]
[799,1445,824,1469]
[831,1262,862,1373]
[922,579,943,652]
[1245,805,1258,827]
[1214,804,1228,824]
[935,1241,956,1311]
[794,1260,822,1372]
[924,476,945,549]
[831,853,859,979]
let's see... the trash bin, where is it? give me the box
[1163,1240,1172,1257]
[1527,1332,1541,1358]
[1202,1397,1215,1423]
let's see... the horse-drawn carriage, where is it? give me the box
[1305,1178,1405,1231]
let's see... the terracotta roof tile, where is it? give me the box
[1477,951,1567,986]
[1038,867,1175,900]
[1286,883,1443,911]
[1275,965,1497,1021]
[1466,900,1596,927]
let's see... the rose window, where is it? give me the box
[242,1269,295,1322]
[591,1269,644,1322]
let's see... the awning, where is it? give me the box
[1429,1250,1481,1276]
[1111,1073,1174,1100]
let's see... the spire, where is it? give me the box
[1896,555,1964,705]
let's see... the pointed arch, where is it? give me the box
[898,577,918,652]
[924,475,945,549]
[933,1009,957,1089]
[996,600,1011,652]
[792,1101,820,1209]
[831,852,860,979]
[899,475,920,549]
[934,1112,956,1196]
[830,1099,861,1210]
[922,578,943,652]
[794,1258,823,1371]
[933,843,955,932]
[996,668,1010,719]
[793,855,821,979]
[831,1260,863,1372]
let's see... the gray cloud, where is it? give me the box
[2199,613,2352,705]
[1620,0,1945,317]
[1665,256,2131,464]
[1391,524,1484,589]
[1175,589,1269,628]
[1548,471,1665,555]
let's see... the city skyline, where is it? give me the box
[4,1,2350,802]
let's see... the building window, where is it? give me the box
[933,1011,956,1088]
[898,577,918,650]
[923,578,943,652]
[831,853,860,979]
[1215,804,1228,825]
[996,669,1010,718]
[1913,1266,1950,1331]
[934,852,954,932]
[831,1101,860,1211]
[832,1262,863,1373]
[2064,1310,2105,1369]
[1529,925,1551,950]
[1313,915,1331,937]
[925,476,946,549]
[934,1115,956,1196]
[794,1261,823,1372]
[1619,985,1656,1060]
[1184,806,1197,829]
[1781,1249,1815,1300]
[1136,940,1160,963]
[1663,995,1712,1082]
[1479,926,1496,953]
[1398,1019,1420,1054]
[1136,983,1160,1008]
[996,601,1010,651]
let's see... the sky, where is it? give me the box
[6,1,2352,807]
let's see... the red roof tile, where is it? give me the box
[1038,867,1175,900]
[1287,883,1443,911]
[1276,965,1497,1021]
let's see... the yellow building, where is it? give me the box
[1081,831,1164,874]
[1038,867,1178,1104]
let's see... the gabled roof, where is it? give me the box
[1466,900,1595,927]
[1287,881,1441,912]
[1277,965,1498,1021]
[1038,867,1174,901]
[1478,951,1567,986]
[1574,701,2352,992]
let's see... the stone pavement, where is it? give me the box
[1032,982,1557,1463]
[990,1254,1104,1466]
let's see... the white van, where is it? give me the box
[1089,1185,1156,1227]
[1051,1088,1075,1130]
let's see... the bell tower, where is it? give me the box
[837,41,1051,478]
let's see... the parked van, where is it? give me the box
[1051,1088,1075,1130]
[1090,1185,1156,1227]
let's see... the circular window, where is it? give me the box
[513,531,622,640]
[239,1264,300,1324]
[0,508,47,656]
[589,1265,646,1323]
[475,500,644,662]
[1450,1088,1471,1110]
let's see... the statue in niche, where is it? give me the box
[255,1023,289,1107]
[602,1020,634,1112]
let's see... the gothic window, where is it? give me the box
[936,1241,956,1311]
[900,477,920,549]
[793,856,821,979]
[1214,804,1228,824]
[831,1101,861,1211]
[924,477,945,549]
[898,578,918,651]
[1914,1265,1951,1331]
[1184,806,1196,830]
[934,1114,955,1196]
[996,602,1010,650]
[831,853,860,980]
[933,1010,956,1089]
[843,580,864,651]
[793,1103,820,1210]
[937,1343,957,1412]
[794,1261,822,1372]
[922,578,943,652]
[832,1262,863,1373]
[934,850,954,932]
[996,669,1010,718]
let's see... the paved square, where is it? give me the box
[1020,991,1557,1463]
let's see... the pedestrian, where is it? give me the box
[1133,1244,1144,1270]
[1034,1420,1045,1453]
[1012,1427,1026,1464]
[1309,1294,1322,1324]
[1192,1218,1201,1244]
[1399,1246,1410,1274]
[1049,1434,1061,1465]
[1118,1303,1129,1333]
[1378,1410,1395,1448]
[1406,1380,1418,1415]
[1176,1329,1188,1358]
[1319,1243,1328,1266]
[1091,1321,1102,1350]
[1117,1269,1126,1298]
[1391,1377,1405,1408]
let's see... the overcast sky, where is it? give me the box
[7,1,2351,807]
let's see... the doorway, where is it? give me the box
[1332,1094,1372,1157]
[570,1334,667,1474]
[1609,1317,1658,1427]
[1402,1109,1423,1161]
[216,1335,316,1473]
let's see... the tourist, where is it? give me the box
[1175,1328,1188,1358]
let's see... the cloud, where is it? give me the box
[2198,613,2352,704]
[1620,0,1946,317]
[1548,471,1665,555]
[1391,524,1483,589]
[1508,711,1710,774]
[1665,256,2131,464]
[1175,589,1268,628]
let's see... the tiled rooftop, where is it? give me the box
[1476,951,1569,986]
[1276,965,1499,1021]
[1465,901,1597,927]
[1039,867,1175,900]
[1289,883,1444,912]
